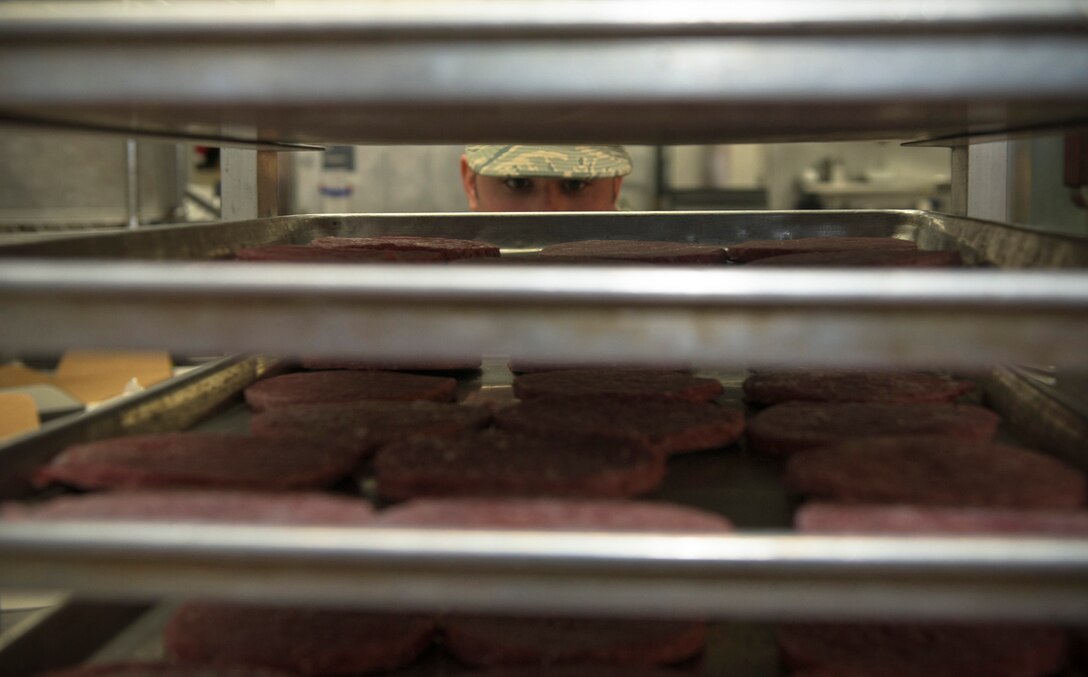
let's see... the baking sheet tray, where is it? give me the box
[2,210,1087,369]
[21,599,775,677]
[1,358,1086,626]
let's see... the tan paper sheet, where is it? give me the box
[0,393,40,441]
[0,363,53,388]
[54,350,173,404]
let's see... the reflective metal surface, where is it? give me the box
[984,366,1088,473]
[0,356,284,499]
[1,523,1085,622]
[1,2,1087,145]
[0,211,1085,368]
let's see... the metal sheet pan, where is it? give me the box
[1,210,1086,369]
[0,360,1086,623]
[11,599,775,677]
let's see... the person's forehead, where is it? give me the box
[465,145,632,179]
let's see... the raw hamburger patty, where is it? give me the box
[2,490,374,525]
[233,244,445,263]
[508,361,689,375]
[777,623,1068,677]
[164,603,435,677]
[513,369,724,404]
[467,669,689,677]
[742,370,975,405]
[726,236,916,263]
[374,430,665,500]
[537,240,728,264]
[785,437,1086,509]
[796,503,1088,536]
[300,356,482,372]
[310,235,500,260]
[444,616,707,667]
[747,402,1001,455]
[466,668,689,677]
[37,664,295,677]
[35,433,367,491]
[244,370,457,412]
[494,399,744,455]
[251,401,492,446]
[377,498,733,532]
[744,248,961,267]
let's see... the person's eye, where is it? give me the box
[503,178,533,192]
[560,179,590,194]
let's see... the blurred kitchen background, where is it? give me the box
[2,136,1086,237]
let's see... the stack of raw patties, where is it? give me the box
[13,235,759,676]
[14,234,1080,676]
[743,368,1087,677]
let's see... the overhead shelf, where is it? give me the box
[2,0,1087,146]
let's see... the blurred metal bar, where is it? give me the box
[0,524,1085,622]
[1,3,1086,145]
[221,149,279,221]
[1,262,1086,368]
[1,1,1085,38]
[124,139,139,229]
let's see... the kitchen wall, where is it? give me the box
[288,142,951,214]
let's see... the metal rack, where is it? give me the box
[1,1,1087,671]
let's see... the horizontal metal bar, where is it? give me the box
[2,263,1085,368]
[0,115,323,152]
[2,261,1085,307]
[2,1,1085,39]
[1,524,1085,621]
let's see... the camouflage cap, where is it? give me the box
[464,145,633,179]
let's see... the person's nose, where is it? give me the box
[542,183,574,211]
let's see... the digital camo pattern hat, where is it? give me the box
[464,145,633,179]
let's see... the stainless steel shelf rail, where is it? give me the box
[1,523,1086,622]
[2,261,1087,369]
[2,1,1088,145]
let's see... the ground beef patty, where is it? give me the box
[37,664,295,677]
[374,430,665,501]
[251,400,491,447]
[785,437,1086,509]
[513,369,723,404]
[537,240,728,264]
[494,399,744,455]
[244,370,457,412]
[744,248,961,267]
[796,503,1088,536]
[310,235,500,260]
[164,603,435,677]
[508,361,690,375]
[2,490,374,525]
[233,244,445,263]
[747,402,1000,455]
[777,623,1068,677]
[742,370,975,405]
[35,433,367,491]
[444,616,707,667]
[466,668,689,677]
[726,236,916,263]
[377,498,733,532]
[300,356,482,372]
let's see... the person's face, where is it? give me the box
[460,155,623,212]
